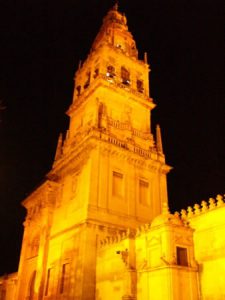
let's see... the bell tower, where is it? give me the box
[16,4,171,300]
[51,3,171,228]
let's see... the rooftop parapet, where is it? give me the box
[179,194,225,220]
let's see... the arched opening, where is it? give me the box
[106,65,115,78]
[84,71,91,89]
[137,79,144,93]
[121,66,130,85]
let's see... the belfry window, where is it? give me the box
[121,67,130,85]
[137,79,144,93]
[106,65,115,78]
[93,68,99,79]
[76,85,81,96]
[176,247,188,266]
[84,72,91,89]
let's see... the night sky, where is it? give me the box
[0,0,224,275]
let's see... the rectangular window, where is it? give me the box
[139,179,149,206]
[176,247,188,266]
[45,268,51,296]
[60,263,69,294]
[112,171,123,197]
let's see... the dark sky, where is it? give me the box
[0,0,224,275]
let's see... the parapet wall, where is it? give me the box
[179,194,225,220]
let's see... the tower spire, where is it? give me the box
[156,124,164,154]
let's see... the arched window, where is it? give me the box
[93,68,99,79]
[76,85,81,96]
[27,271,36,300]
[137,79,144,93]
[121,67,130,85]
[106,65,115,78]
[84,72,91,89]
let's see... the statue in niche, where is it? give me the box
[98,102,107,129]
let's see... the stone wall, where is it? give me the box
[181,194,225,300]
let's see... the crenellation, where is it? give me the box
[174,211,180,218]
[180,209,187,220]
[216,194,224,206]
[180,194,225,219]
[209,197,216,209]
[193,204,201,215]
[201,200,208,212]
[187,206,194,217]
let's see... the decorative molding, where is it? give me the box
[136,223,151,236]
[99,228,136,248]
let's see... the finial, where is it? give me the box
[113,0,119,11]
[156,124,164,154]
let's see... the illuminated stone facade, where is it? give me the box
[1,4,225,300]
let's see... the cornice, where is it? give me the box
[49,137,97,179]
[98,136,170,172]
[51,126,170,178]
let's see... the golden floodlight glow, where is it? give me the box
[0,4,224,300]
